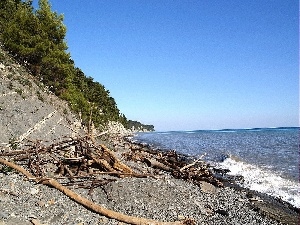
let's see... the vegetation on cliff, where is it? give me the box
[127,120,155,132]
[0,0,153,131]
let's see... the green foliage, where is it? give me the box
[7,81,13,90]
[127,120,155,131]
[0,0,138,129]
[1,0,40,66]
[9,137,19,150]
[15,87,23,96]
[15,76,32,87]
[36,90,44,102]
[0,165,14,174]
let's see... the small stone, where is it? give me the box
[48,199,55,205]
[98,216,108,224]
[30,188,39,195]
[215,209,229,216]
[30,219,47,225]
[37,200,45,207]
[49,213,64,224]
[200,181,217,194]
[205,208,214,216]
[0,212,9,219]
[28,214,38,219]
[117,222,126,225]
[76,217,83,223]
[177,215,185,220]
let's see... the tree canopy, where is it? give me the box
[0,0,154,131]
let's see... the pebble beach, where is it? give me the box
[0,136,298,225]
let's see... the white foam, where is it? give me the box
[219,157,300,208]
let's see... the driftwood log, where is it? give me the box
[124,142,223,187]
[0,157,194,225]
[0,136,224,224]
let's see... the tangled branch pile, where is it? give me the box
[123,141,223,187]
[0,136,223,224]
[1,137,142,186]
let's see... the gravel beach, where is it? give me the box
[0,136,298,225]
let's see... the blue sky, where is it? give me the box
[37,0,298,131]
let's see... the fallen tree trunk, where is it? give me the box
[99,144,133,173]
[143,158,172,172]
[0,158,194,225]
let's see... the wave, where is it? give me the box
[218,156,300,208]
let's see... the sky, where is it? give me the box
[35,0,298,131]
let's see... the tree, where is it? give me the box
[0,0,130,129]
[0,0,21,31]
[35,0,72,93]
[1,0,40,66]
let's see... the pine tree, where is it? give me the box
[0,0,129,129]
[1,0,40,67]
[0,0,21,32]
[35,0,72,93]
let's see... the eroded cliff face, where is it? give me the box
[0,47,83,148]
[0,46,135,149]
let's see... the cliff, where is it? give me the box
[0,46,85,147]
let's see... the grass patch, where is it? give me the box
[37,90,44,102]
[0,165,14,174]
[9,137,19,150]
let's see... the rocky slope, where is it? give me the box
[0,46,85,148]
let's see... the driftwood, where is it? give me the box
[31,219,45,225]
[0,157,194,225]
[179,154,206,172]
[0,135,223,224]
[125,142,223,187]
[99,143,133,173]
[0,137,136,179]
[143,158,172,172]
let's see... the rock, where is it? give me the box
[49,213,64,224]
[37,200,46,207]
[0,212,8,219]
[0,63,5,70]
[4,218,31,225]
[200,181,217,194]
[105,121,133,137]
[177,215,186,220]
[30,188,39,195]
[30,219,47,225]
[28,214,38,219]
[215,209,229,216]
[98,216,109,224]
[204,208,214,216]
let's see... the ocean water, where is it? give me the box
[134,127,300,208]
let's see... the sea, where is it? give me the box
[133,127,300,208]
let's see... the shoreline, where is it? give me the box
[125,135,299,224]
[0,134,298,225]
[131,130,300,208]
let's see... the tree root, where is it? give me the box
[0,157,195,225]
